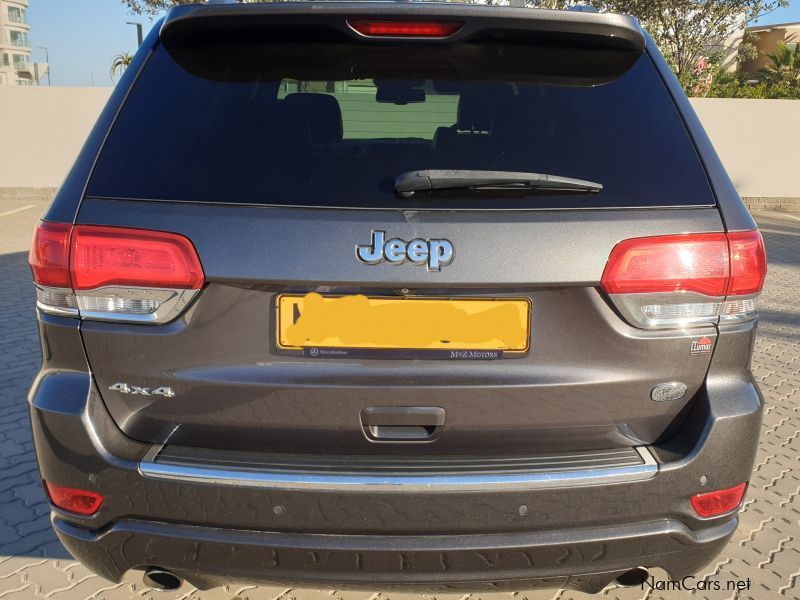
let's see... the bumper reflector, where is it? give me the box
[691,482,747,517]
[45,481,104,516]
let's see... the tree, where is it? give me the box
[700,38,800,99]
[540,0,788,85]
[110,52,135,81]
[122,0,198,15]
[760,40,800,85]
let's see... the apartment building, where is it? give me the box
[0,0,47,85]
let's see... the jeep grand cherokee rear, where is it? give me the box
[28,2,766,593]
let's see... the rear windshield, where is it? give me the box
[88,40,715,210]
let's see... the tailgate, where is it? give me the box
[76,3,722,455]
[78,200,723,454]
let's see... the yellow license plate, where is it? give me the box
[276,293,530,352]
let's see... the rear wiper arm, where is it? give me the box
[395,170,602,197]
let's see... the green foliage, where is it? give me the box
[539,0,788,83]
[110,52,135,81]
[701,54,800,99]
[121,0,197,15]
[760,40,800,85]
[736,29,760,64]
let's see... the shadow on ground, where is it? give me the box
[0,251,70,560]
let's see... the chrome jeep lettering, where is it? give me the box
[356,230,385,263]
[356,230,454,271]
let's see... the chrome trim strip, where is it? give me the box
[139,446,658,492]
[635,445,658,467]
[36,300,80,317]
[140,443,164,465]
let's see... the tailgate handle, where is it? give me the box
[361,407,445,442]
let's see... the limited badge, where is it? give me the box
[690,336,713,355]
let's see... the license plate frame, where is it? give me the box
[275,293,531,359]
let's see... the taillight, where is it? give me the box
[601,231,766,329]
[70,226,203,290]
[601,234,729,296]
[45,481,104,516]
[727,230,767,295]
[348,20,463,38]
[29,222,72,288]
[30,222,78,315]
[691,482,747,517]
[29,222,204,324]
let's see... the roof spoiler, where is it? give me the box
[160,2,645,52]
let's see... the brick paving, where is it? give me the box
[1,201,799,600]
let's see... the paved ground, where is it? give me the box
[1,200,799,600]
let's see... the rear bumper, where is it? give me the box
[53,514,736,592]
[29,319,763,591]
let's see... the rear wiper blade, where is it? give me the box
[395,170,603,197]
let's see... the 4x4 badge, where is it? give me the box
[108,382,175,398]
[356,230,454,271]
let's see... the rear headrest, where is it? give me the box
[283,93,343,143]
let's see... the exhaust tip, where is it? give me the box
[615,567,649,587]
[143,568,182,592]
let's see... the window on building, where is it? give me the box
[7,6,25,24]
[17,73,34,86]
[9,30,29,47]
[1,54,9,67]
[787,42,799,52]
[12,54,27,70]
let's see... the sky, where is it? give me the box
[27,0,165,87]
[25,0,800,87]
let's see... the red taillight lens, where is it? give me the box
[29,222,72,287]
[45,481,103,516]
[348,20,463,37]
[70,225,204,291]
[601,230,766,328]
[691,482,747,517]
[601,233,730,296]
[727,230,767,296]
[31,223,204,323]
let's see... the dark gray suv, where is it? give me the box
[28,1,767,594]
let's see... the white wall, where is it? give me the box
[0,86,111,188]
[689,98,800,199]
[0,87,799,199]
